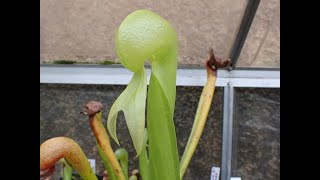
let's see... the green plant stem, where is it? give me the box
[139,130,150,180]
[179,65,217,179]
[97,142,116,180]
[138,148,149,180]
[63,165,72,180]
[59,158,72,180]
[115,149,129,180]
[128,175,138,180]
[63,161,72,180]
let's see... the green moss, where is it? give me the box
[48,60,118,65]
[99,60,119,65]
[53,60,77,64]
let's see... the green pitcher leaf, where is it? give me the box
[115,9,180,180]
[147,72,179,180]
[107,68,147,156]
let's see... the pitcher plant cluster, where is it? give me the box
[40,10,230,180]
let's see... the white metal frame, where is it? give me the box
[221,84,235,180]
[40,65,279,88]
[40,64,280,180]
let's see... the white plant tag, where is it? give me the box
[88,159,96,173]
[210,166,220,180]
[230,177,241,180]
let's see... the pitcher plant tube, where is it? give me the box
[107,9,179,180]
[82,101,126,180]
[40,137,97,180]
[180,49,230,179]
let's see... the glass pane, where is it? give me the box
[232,88,280,179]
[40,0,247,66]
[236,0,280,68]
[40,84,223,179]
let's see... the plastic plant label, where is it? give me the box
[88,159,96,173]
[230,178,241,180]
[210,166,220,180]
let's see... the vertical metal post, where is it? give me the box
[221,83,235,180]
[229,0,261,68]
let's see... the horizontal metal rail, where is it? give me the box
[40,64,280,88]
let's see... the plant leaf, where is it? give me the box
[147,64,179,180]
[139,129,150,180]
[115,148,129,180]
[107,68,147,156]
[115,10,180,180]
[96,142,116,180]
